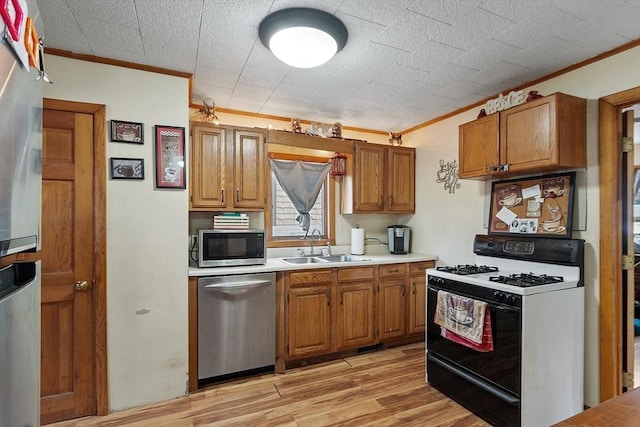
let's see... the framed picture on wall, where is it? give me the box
[110,120,144,144]
[488,172,576,238]
[154,125,186,189]
[110,157,145,180]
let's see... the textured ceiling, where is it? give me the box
[36,0,640,132]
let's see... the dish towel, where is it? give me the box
[434,290,494,352]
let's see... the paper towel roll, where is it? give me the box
[351,227,365,255]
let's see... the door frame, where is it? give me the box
[43,98,108,415]
[599,87,640,402]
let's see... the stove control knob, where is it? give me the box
[506,294,518,305]
[493,291,505,301]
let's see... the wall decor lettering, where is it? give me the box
[435,159,461,194]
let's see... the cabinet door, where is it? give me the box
[335,282,376,350]
[353,142,385,212]
[458,114,499,179]
[191,125,227,209]
[232,129,266,209]
[501,96,557,172]
[408,275,426,335]
[387,146,415,213]
[286,285,331,358]
[378,279,406,340]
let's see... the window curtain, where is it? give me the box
[269,158,331,233]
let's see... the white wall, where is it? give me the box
[404,45,640,406]
[43,55,190,411]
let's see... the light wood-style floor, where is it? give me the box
[48,342,489,426]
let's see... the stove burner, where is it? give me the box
[489,273,565,287]
[437,264,499,275]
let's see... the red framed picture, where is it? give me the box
[154,125,186,189]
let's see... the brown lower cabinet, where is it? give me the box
[281,260,435,367]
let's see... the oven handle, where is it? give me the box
[427,285,519,312]
[428,352,520,405]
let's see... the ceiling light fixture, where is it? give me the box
[259,8,348,69]
[197,98,219,125]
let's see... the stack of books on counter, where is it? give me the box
[213,213,250,229]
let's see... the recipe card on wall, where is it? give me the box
[488,172,576,238]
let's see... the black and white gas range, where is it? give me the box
[426,234,585,427]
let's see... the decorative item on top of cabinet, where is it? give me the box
[342,141,415,214]
[458,92,586,180]
[190,123,266,211]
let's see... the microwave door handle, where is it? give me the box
[204,280,272,291]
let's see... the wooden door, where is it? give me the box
[335,282,375,350]
[458,114,499,178]
[286,285,332,358]
[191,125,227,209]
[232,128,266,209]
[40,109,96,424]
[622,109,635,392]
[378,280,406,340]
[353,142,385,212]
[387,146,415,213]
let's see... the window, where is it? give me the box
[271,178,325,238]
[266,153,335,247]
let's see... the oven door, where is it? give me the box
[426,282,521,396]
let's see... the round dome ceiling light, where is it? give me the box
[259,8,348,69]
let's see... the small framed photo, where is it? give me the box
[110,158,145,180]
[154,125,186,189]
[110,120,144,144]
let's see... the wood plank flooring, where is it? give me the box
[47,343,489,426]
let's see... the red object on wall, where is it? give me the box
[330,153,347,177]
[0,0,24,42]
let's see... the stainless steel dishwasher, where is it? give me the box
[197,272,275,382]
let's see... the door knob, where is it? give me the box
[75,280,90,291]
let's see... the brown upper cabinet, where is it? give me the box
[343,142,415,213]
[191,123,266,211]
[458,92,586,179]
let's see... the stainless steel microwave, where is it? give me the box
[197,229,266,268]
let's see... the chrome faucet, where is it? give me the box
[309,228,322,254]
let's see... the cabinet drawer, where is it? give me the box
[288,270,332,286]
[378,264,408,278]
[337,267,375,283]
[409,261,435,276]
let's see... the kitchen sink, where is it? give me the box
[317,255,370,262]
[279,257,330,264]
[278,255,371,264]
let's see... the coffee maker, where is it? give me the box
[387,225,410,254]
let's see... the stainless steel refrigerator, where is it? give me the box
[0,0,43,424]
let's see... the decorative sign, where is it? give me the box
[154,125,186,189]
[488,172,575,237]
[435,159,461,194]
[1,0,30,69]
[485,89,526,115]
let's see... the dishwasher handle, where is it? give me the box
[203,280,273,291]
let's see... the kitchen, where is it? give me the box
[2,1,640,426]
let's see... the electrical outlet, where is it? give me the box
[190,235,197,248]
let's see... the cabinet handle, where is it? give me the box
[340,290,343,305]
[236,188,240,203]
[388,269,399,273]
[221,188,224,203]
[390,194,394,205]
[402,287,405,297]
[412,283,416,295]
[327,290,331,307]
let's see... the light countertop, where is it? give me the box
[188,253,438,277]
